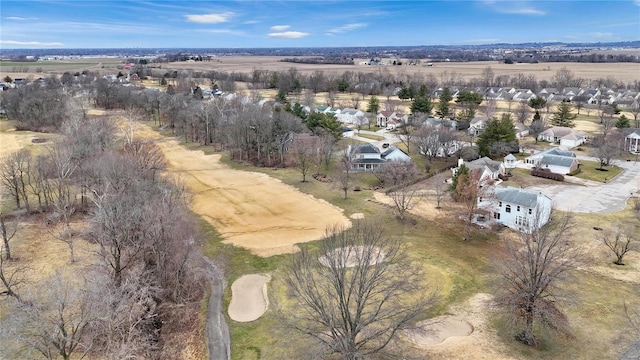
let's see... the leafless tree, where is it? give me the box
[397,124,415,154]
[0,206,19,261]
[325,91,337,107]
[0,251,28,303]
[288,134,321,182]
[590,133,623,169]
[432,182,448,209]
[601,226,638,265]
[384,99,400,113]
[351,95,361,110]
[375,160,418,187]
[335,153,352,200]
[0,149,32,212]
[279,221,438,359]
[481,66,495,88]
[483,97,498,121]
[515,101,530,124]
[4,273,98,360]
[389,188,419,220]
[493,213,581,346]
[629,102,640,128]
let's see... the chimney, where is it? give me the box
[458,158,464,167]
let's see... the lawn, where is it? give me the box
[354,132,384,141]
[575,160,623,183]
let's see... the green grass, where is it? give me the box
[175,135,637,360]
[575,160,623,183]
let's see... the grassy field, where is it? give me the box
[574,160,624,183]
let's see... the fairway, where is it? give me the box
[133,122,351,257]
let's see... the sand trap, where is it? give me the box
[404,315,473,346]
[133,122,351,257]
[318,245,386,267]
[228,274,271,322]
[350,213,364,219]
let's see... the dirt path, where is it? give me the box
[133,123,350,257]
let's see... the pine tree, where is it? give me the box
[551,102,577,127]
[437,87,452,118]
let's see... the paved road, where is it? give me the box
[527,157,640,213]
[202,257,231,360]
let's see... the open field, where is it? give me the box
[164,57,640,83]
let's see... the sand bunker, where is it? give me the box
[404,315,474,346]
[134,123,350,257]
[318,246,386,267]
[228,274,271,322]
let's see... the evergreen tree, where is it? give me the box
[410,96,433,115]
[528,97,547,111]
[437,87,452,118]
[398,86,414,101]
[455,91,483,116]
[366,96,380,114]
[551,102,577,127]
[615,114,630,128]
[275,89,288,103]
[450,164,469,194]
[476,114,518,157]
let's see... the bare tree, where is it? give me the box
[335,153,352,200]
[375,160,418,187]
[288,134,321,182]
[432,182,448,209]
[494,213,581,346]
[0,149,32,212]
[483,97,498,121]
[279,221,437,359]
[590,134,623,170]
[515,101,530,124]
[389,188,418,220]
[0,212,19,260]
[0,251,28,303]
[601,226,638,265]
[6,273,97,360]
[384,99,400,113]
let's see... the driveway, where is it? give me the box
[526,157,640,213]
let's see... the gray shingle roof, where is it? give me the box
[468,156,502,172]
[352,143,380,154]
[541,154,577,167]
[495,187,540,207]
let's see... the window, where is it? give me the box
[517,206,521,212]
[494,212,501,220]
[479,197,483,202]
[528,208,532,215]
[505,205,511,213]
[499,201,503,207]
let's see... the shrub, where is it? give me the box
[531,167,564,181]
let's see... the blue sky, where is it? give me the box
[1,0,639,48]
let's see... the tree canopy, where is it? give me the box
[476,114,518,157]
[551,102,577,127]
[410,95,433,115]
[436,87,452,118]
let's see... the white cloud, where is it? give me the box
[184,12,233,24]
[636,0,640,6]
[326,23,367,34]
[591,32,613,38]
[1,40,64,46]
[270,25,290,31]
[478,0,546,16]
[268,31,309,39]
[6,16,31,21]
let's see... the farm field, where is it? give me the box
[164,57,640,83]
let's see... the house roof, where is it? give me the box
[352,143,380,154]
[504,154,517,161]
[541,154,577,167]
[495,187,541,208]
[544,148,576,157]
[381,146,409,160]
[467,156,502,173]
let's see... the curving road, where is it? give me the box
[526,156,640,213]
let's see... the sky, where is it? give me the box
[1,0,639,49]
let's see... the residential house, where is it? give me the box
[514,123,529,139]
[623,129,640,153]
[452,157,504,183]
[381,146,411,162]
[524,148,580,174]
[349,143,386,171]
[477,187,552,233]
[468,116,488,137]
[341,126,355,138]
[423,117,458,131]
[376,111,409,128]
[337,108,365,124]
[538,126,587,148]
[349,144,412,171]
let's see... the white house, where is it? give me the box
[452,157,504,183]
[381,146,411,162]
[349,144,412,171]
[337,108,366,124]
[478,187,552,233]
[514,123,529,139]
[468,116,488,137]
[376,111,409,128]
[524,148,579,175]
[624,129,640,153]
[538,127,587,148]
[341,126,355,138]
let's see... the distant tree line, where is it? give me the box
[281,57,354,65]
